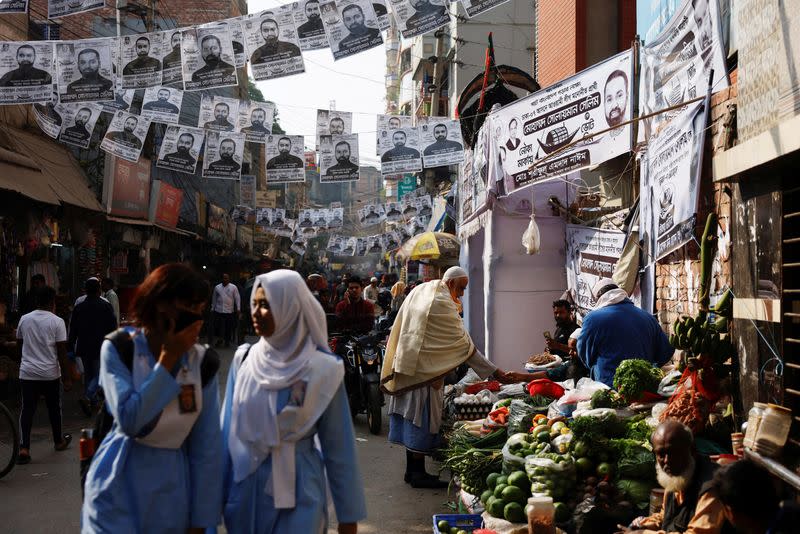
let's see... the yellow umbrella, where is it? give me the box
[396,232,460,261]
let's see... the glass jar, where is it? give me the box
[743,402,767,449]
[650,488,665,515]
[754,404,793,457]
[528,496,556,534]
[731,432,744,457]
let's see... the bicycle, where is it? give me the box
[0,400,18,478]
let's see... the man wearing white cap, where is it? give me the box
[364,276,380,303]
[577,278,673,387]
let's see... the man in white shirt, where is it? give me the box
[212,273,241,348]
[101,277,121,323]
[364,276,380,303]
[16,286,73,464]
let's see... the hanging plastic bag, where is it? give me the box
[522,213,541,254]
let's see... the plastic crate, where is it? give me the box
[433,513,483,533]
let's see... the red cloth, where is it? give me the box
[335,298,375,333]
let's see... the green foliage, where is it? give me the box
[613,359,663,400]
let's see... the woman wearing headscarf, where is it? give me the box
[219,270,366,533]
[81,263,222,533]
[382,266,525,488]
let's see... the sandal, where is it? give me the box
[17,452,31,465]
[54,433,72,451]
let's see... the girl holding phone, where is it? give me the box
[82,263,222,533]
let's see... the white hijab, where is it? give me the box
[229,270,343,509]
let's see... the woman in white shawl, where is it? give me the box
[218,270,367,533]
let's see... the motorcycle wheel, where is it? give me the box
[366,384,382,435]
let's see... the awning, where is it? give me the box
[0,127,104,211]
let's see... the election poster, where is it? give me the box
[319,0,383,61]
[242,7,305,81]
[320,133,360,182]
[119,31,164,89]
[376,114,413,154]
[238,99,275,143]
[459,0,509,18]
[316,109,352,142]
[372,0,391,30]
[327,235,345,254]
[100,88,135,114]
[327,206,344,227]
[160,30,184,88]
[388,0,449,39]
[141,86,183,124]
[383,230,402,251]
[366,234,384,254]
[202,130,245,180]
[56,39,115,103]
[297,208,317,229]
[419,117,465,167]
[493,49,633,192]
[384,200,403,222]
[0,42,54,105]
[642,97,709,260]
[379,126,422,174]
[401,195,419,218]
[231,204,254,225]
[354,237,367,256]
[201,18,247,68]
[639,0,728,141]
[265,134,306,183]
[48,0,104,18]
[416,194,433,217]
[156,125,205,175]
[181,26,238,91]
[100,110,152,163]
[33,93,64,139]
[294,0,329,51]
[359,203,385,226]
[312,208,329,227]
[565,224,627,315]
[240,174,257,208]
[57,102,102,149]
[0,1,27,14]
[274,217,296,238]
[198,94,239,132]
[291,236,308,256]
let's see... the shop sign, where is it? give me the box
[397,174,416,199]
[149,180,183,228]
[103,154,151,219]
[207,203,228,244]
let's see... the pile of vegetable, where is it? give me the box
[590,389,626,409]
[442,427,506,495]
[613,359,663,401]
[480,471,531,523]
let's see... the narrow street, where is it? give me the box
[0,343,450,533]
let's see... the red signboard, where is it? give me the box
[151,181,183,228]
[104,156,151,219]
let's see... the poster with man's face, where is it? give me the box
[384,200,403,222]
[388,0,449,39]
[100,110,152,163]
[376,114,412,154]
[181,27,238,91]
[198,94,240,132]
[141,86,184,124]
[327,234,344,253]
[160,30,184,88]
[378,127,422,174]
[0,42,54,105]
[100,87,136,114]
[243,7,305,81]
[365,234,383,254]
[48,0,104,18]
[201,17,247,68]
[238,99,276,143]
[320,133,360,183]
[33,91,63,138]
[203,130,245,180]
[319,0,383,61]
[293,0,329,51]
[265,134,306,183]
[298,208,316,228]
[156,125,205,175]
[119,31,164,89]
[57,102,102,148]
[360,203,385,226]
[419,117,465,167]
[56,39,115,103]
[316,108,352,144]
[327,207,344,228]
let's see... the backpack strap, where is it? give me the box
[200,346,220,387]
[105,328,134,370]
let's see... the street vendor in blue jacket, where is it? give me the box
[577,278,673,387]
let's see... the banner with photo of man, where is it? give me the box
[642,97,709,260]
[243,7,305,81]
[419,117,465,167]
[33,92,64,138]
[56,39,115,103]
[181,26,238,91]
[388,0,449,39]
[459,0,509,18]
[0,1,28,13]
[297,208,317,229]
[376,114,412,154]
[265,134,306,183]
[160,30,184,88]
[294,0,329,51]
[359,203,385,226]
[57,102,102,149]
[565,224,626,315]
[639,0,728,141]
[0,42,54,105]
[366,234,384,254]
[202,130,245,180]
[118,32,164,89]
[327,206,344,227]
[319,0,383,61]
[327,234,345,254]
[316,108,352,141]
[319,133,360,182]
[100,87,135,114]
[384,200,403,221]
[494,48,633,192]
[156,125,205,175]
[238,99,275,143]
[140,86,183,124]
[379,126,422,174]
[291,235,308,256]
[202,18,247,68]
[198,94,240,132]
[48,0,103,18]
[100,110,152,163]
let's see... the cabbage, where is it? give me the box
[617,478,655,506]
[505,433,529,449]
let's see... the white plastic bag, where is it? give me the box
[522,214,541,254]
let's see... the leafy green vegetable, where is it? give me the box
[590,389,626,409]
[526,394,554,408]
[571,413,626,443]
[617,478,655,506]
[613,359,663,400]
[625,417,654,442]
[609,438,656,480]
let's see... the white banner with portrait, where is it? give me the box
[319,133,360,182]
[419,117,465,167]
[566,224,627,316]
[0,42,54,105]
[33,95,63,139]
[243,7,305,81]
[56,39,115,104]
[141,86,184,125]
[379,126,422,174]
[57,102,102,149]
[388,0,449,39]
[265,134,306,183]
[320,0,383,60]
[202,131,245,180]
[156,125,205,175]
[459,0,509,18]
[100,88,135,114]
[294,0,329,50]
[181,27,238,91]
[238,100,275,143]
[48,0,103,18]
[100,110,152,163]
[118,32,164,89]
[160,30,184,88]
[198,94,240,132]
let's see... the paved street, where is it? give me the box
[1,343,450,533]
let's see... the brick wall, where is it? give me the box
[655,71,738,333]
[537,0,578,87]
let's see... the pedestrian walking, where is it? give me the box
[101,277,120,323]
[15,286,73,464]
[69,277,117,415]
[81,263,222,533]
[219,270,366,533]
[212,273,240,348]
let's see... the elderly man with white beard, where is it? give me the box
[617,419,732,534]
